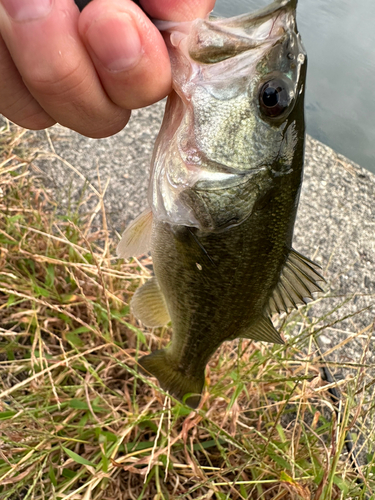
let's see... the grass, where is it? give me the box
[0,121,374,500]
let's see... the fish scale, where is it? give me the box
[117,0,324,408]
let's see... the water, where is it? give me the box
[213,0,375,173]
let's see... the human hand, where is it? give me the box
[0,0,215,138]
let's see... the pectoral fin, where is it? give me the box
[131,276,170,327]
[117,208,153,259]
[241,316,284,344]
[268,249,325,315]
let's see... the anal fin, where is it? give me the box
[241,317,284,344]
[117,208,153,259]
[131,276,170,327]
[268,248,325,315]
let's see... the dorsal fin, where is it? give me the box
[268,249,325,315]
[131,276,171,328]
[117,208,153,259]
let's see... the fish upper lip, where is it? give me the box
[155,0,297,34]
[213,0,297,29]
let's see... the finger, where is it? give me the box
[0,0,130,138]
[0,34,55,129]
[79,0,172,110]
[140,0,216,21]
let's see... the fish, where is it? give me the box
[117,0,324,408]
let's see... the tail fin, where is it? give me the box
[139,349,204,409]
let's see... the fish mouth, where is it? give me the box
[156,0,302,67]
[220,0,297,27]
[211,0,299,39]
[179,0,302,66]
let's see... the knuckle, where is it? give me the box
[16,113,56,130]
[11,57,131,137]
[2,106,55,130]
[24,59,85,99]
[0,89,55,129]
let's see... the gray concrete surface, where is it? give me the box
[2,103,374,441]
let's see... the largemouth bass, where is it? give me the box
[118,0,324,408]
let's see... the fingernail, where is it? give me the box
[1,0,53,21]
[86,15,142,72]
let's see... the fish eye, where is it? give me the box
[259,79,292,118]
